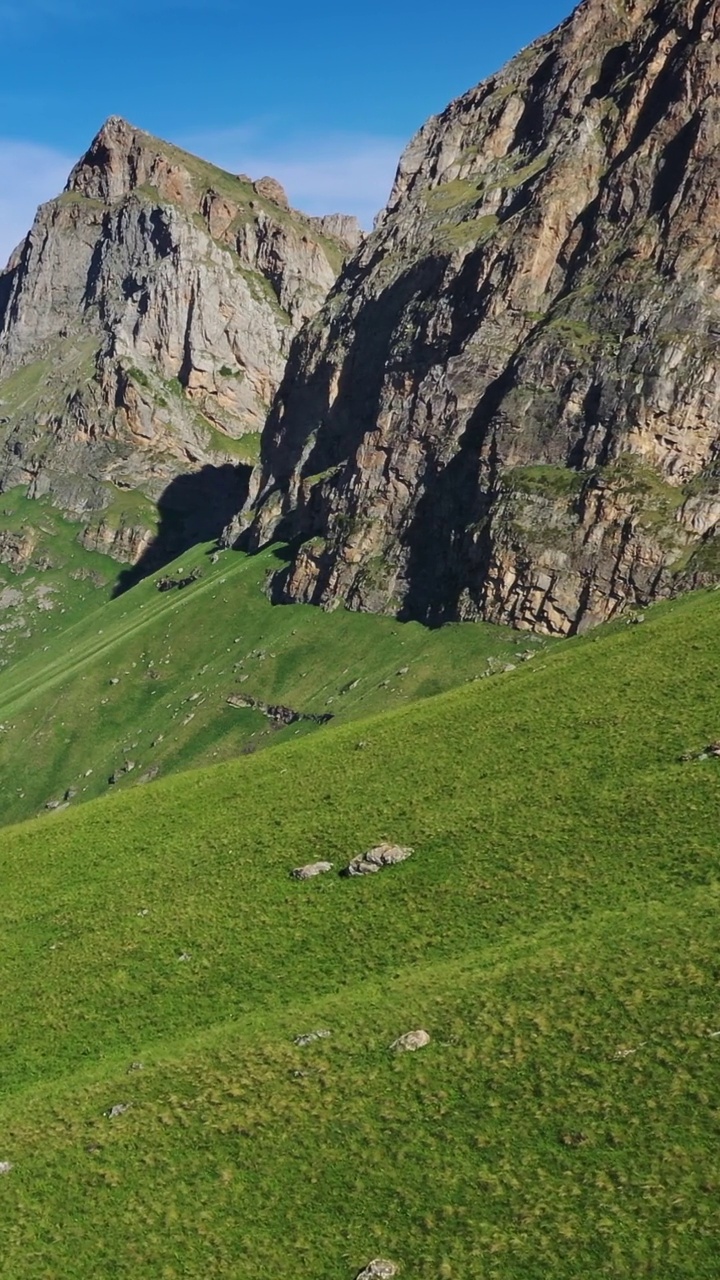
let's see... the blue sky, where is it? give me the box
[0,0,573,264]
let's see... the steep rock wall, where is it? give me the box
[242,0,720,633]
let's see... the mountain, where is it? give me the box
[0,117,359,568]
[241,0,720,635]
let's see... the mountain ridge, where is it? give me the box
[239,0,720,634]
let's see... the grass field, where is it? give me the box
[0,582,718,1277]
[0,524,528,828]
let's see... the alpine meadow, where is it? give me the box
[1,0,719,1277]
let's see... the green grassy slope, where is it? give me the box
[0,534,526,827]
[0,487,118,668]
[0,586,718,1277]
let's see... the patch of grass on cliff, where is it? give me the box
[434,214,499,252]
[0,584,719,1276]
[201,422,262,463]
[504,463,586,497]
[424,178,482,212]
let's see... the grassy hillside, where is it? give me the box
[0,486,118,668]
[0,530,526,828]
[0,584,718,1277]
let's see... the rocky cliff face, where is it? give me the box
[0,117,358,562]
[243,0,720,634]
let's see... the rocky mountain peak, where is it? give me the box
[0,119,357,573]
[239,0,720,635]
[66,116,192,205]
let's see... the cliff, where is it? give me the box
[242,0,720,634]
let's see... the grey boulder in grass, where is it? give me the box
[343,843,414,877]
[390,1030,431,1053]
[290,861,334,880]
[356,1263,398,1280]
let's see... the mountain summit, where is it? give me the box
[241,0,720,634]
[0,118,357,564]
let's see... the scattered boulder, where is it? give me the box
[227,693,333,727]
[291,861,333,881]
[254,176,290,208]
[343,843,414,877]
[138,765,160,784]
[156,568,202,592]
[390,1029,431,1053]
[293,1030,331,1047]
[105,1103,131,1119]
[356,1262,398,1280]
[0,1161,12,1175]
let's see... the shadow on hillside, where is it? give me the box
[112,463,252,597]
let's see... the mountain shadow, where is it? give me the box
[113,462,252,596]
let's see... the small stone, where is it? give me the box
[106,1103,131,1119]
[109,677,119,685]
[0,1161,12,1175]
[178,952,191,962]
[293,1030,331,1046]
[291,861,333,881]
[356,1261,398,1280]
[390,1029,431,1053]
[128,1062,144,1072]
[396,666,409,676]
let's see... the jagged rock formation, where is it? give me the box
[0,117,357,562]
[243,0,720,634]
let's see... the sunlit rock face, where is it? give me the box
[243,0,720,634]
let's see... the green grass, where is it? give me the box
[0,487,118,668]
[0,533,526,827]
[0,583,718,1275]
[503,463,587,498]
[201,422,263,463]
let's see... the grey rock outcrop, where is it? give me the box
[0,117,353,562]
[343,843,414,876]
[242,0,720,635]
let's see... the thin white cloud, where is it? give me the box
[0,140,73,268]
[182,128,403,229]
